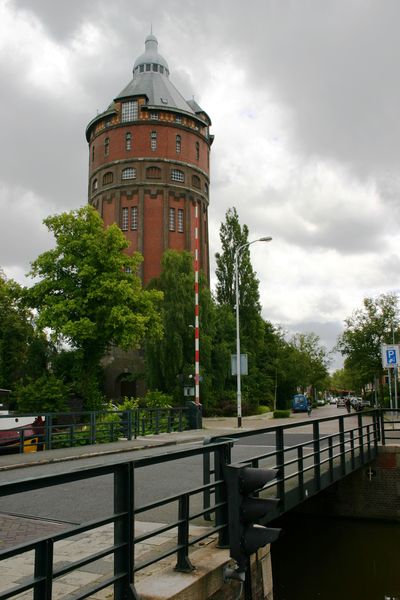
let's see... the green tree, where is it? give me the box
[338,293,399,402]
[213,207,267,411]
[27,206,163,408]
[146,250,215,404]
[289,332,330,394]
[0,274,48,391]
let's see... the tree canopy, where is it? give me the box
[338,293,399,400]
[26,206,163,407]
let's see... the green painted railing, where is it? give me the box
[0,406,189,453]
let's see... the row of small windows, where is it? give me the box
[134,63,169,75]
[120,206,184,233]
[92,169,204,191]
[94,133,201,158]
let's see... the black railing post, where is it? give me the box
[45,415,52,450]
[298,446,305,501]
[328,437,334,482]
[380,409,386,445]
[215,442,232,548]
[313,421,321,489]
[202,442,212,521]
[339,417,346,476]
[90,411,96,445]
[175,493,195,572]
[358,413,365,464]
[114,462,135,599]
[350,430,355,470]
[276,427,285,508]
[33,539,53,600]
[19,428,25,454]
[155,409,160,434]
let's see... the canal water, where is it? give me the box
[272,514,400,600]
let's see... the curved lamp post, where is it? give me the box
[235,236,272,427]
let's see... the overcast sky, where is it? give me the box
[1,0,399,369]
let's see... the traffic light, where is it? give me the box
[223,464,281,572]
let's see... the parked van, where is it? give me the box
[291,394,309,412]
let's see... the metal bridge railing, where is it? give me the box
[0,409,396,599]
[0,406,189,454]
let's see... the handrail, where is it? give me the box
[0,409,396,600]
[0,406,189,453]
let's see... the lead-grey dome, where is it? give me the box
[115,34,197,115]
[133,34,169,73]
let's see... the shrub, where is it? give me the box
[13,374,69,413]
[273,410,291,419]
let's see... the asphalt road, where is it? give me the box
[0,405,356,527]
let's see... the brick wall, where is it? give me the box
[295,445,400,521]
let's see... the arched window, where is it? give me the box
[176,135,181,154]
[125,132,132,151]
[171,169,184,182]
[192,175,201,189]
[103,171,113,185]
[92,179,98,192]
[146,166,161,179]
[195,141,200,160]
[122,168,136,180]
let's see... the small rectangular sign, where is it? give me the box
[231,354,248,376]
[381,344,400,368]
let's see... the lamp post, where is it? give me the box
[235,236,272,427]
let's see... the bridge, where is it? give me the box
[0,409,398,599]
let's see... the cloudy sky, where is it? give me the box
[1,0,399,369]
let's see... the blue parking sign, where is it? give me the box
[387,349,397,364]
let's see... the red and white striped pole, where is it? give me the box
[194,203,200,405]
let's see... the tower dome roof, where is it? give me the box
[133,34,169,73]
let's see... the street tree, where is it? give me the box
[27,206,163,408]
[0,273,48,392]
[146,250,215,403]
[338,293,400,402]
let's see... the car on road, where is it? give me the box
[337,398,345,407]
[329,397,337,405]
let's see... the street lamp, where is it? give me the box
[235,236,272,427]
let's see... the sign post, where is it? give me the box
[381,344,400,410]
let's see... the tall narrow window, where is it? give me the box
[92,145,95,162]
[92,179,98,192]
[150,131,157,151]
[125,132,132,151]
[131,206,138,230]
[195,141,200,160]
[104,137,109,157]
[169,207,176,231]
[121,101,138,122]
[121,207,128,231]
[178,209,184,233]
[176,135,181,154]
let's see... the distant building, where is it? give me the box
[85,34,213,397]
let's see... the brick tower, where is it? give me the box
[86,34,213,285]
